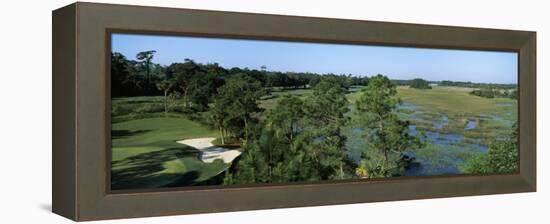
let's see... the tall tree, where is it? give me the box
[354,74,423,177]
[186,71,225,111]
[166,59,201,107]
[264,96,316,180]
[111,52,130,97]
[303,77,352,180]
[213,74,264,143]
[225,95,315,184]
[208,96,231,145]
[135,50,156,83]
[266,95,305,144]
[155,79,174,115]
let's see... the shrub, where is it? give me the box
[111,104,135,117]
[134,103,165,114]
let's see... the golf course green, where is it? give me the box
[111,116,228,189]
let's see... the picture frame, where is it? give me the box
[52,2,536,221]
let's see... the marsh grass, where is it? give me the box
[412,143,484,174]
[395,86,516,142]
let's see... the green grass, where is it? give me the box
[396,86,516,116]
[112,117,216,159]
[111,117,228,190]
[259,87,364,113]
[259,88,314,111]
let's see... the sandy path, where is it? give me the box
[177,137,241,163]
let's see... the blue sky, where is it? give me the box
[112,33,517,84]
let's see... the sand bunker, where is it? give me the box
[177,137,241,163]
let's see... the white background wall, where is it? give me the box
[0,0,547,223]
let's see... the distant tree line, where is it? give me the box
[111,51,370,98]
[389,77,518,99]
[409,78,432,89]
[391,79,434,87]
[439,80,516,89]
[111,52,166,97]
[393,79,517,90]
[469,87,517,99]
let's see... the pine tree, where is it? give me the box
[355,74,424,177]
[303,77,352,180]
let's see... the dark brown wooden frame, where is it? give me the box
[53,2,536,221]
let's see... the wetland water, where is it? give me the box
[347,102,514,176]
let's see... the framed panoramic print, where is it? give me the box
[52,2,536,221]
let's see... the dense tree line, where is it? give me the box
[393,79,517,90]
[111,52,166,97]
[391,79,414,86]
[409,78,432,89]
[111,51,369,98]
[439,80,516,89]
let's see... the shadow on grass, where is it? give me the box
[111,147,201,190]
[111,129,151,140]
